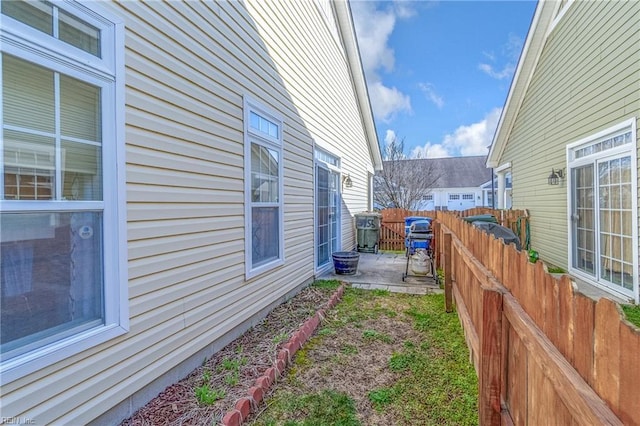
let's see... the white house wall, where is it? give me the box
[0,1,377,424]
[416,188,485,211]
[246,0,373,251]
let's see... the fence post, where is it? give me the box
[479,286,503,426]
[433,220,441,268]
[444,231,453,313]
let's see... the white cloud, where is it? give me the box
[351,1,414,122]
[369,81,412,123]
[351,1,396,74]
[478,63,515,80]
[479,33,523,80]
[482,51,496,62]
[393,1,418,19]
[418,83,444,109]
[411,142,450,159]
[384,129,398,145]
[410,108,503,158]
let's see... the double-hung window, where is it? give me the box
[244,98,284,277]
[567,119,638,302]
[1,0,126,381]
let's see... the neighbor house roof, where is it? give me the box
[334,1,383,171]
[487,0,560,168]
[384,155,492,189]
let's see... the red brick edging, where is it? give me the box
[221,284,346,426]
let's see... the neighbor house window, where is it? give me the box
[1,1,125,381]
[567,119,638,302]
[244,98,284,277]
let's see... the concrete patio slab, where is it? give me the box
[319,252,442,295]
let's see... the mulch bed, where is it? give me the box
[120,284,336,426]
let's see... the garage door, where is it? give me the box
[448,193,475,211]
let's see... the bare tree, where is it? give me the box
[374,137,441,210]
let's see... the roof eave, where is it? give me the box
[487,0,560,169]
[334,1,383,172]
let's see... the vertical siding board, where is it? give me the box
[525,357,544,425]
[506,327,527,426]
[573,293,595,386]
[532,261,546,328]
[479,287,503,425]
[594,299,621,414]
[492,236,504,283]
[557,276,575,364]
[544,274,560,348]
[618,323,640,425]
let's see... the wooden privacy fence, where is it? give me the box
[379,208,434,251]
[379,208,529,252]
[432,212,640,426]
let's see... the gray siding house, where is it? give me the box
[376,156,492,211]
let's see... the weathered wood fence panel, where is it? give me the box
[433,211,638,425]
[378,209,436,251]
[379,208,528,252]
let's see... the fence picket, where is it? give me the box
[557,276,576,364]
[619,322,640,425]
[573,294,595,386]
[429,210,631,425]
[543,273,559,348]
[594,299,621,414]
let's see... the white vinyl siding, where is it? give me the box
[246,0,373,251]
[500,0,640,270]
[0,1,377,424]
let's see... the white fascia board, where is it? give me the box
[333,0,383,172]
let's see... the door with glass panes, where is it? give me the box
[316,164,339,270]
[569,125,636,300]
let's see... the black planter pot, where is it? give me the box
[332,251,360,275]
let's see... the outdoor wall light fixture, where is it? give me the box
[548,168,565,185]
[342,174,353,188]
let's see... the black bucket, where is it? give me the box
[332,251,360,275]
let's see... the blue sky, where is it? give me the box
[350,0,537,158]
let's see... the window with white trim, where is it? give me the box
[568,119,638,302]
[244,98,284,277]
[1,0,125,380]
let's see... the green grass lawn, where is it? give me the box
[622,304,640,328]
[251,287,478,425]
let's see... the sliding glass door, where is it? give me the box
[316,163,339,270]
[568,121,637,300]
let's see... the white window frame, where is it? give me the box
[243,97,284,279]
[566,118,638,303]
[313,147,342,274]
[0,1,127,384]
